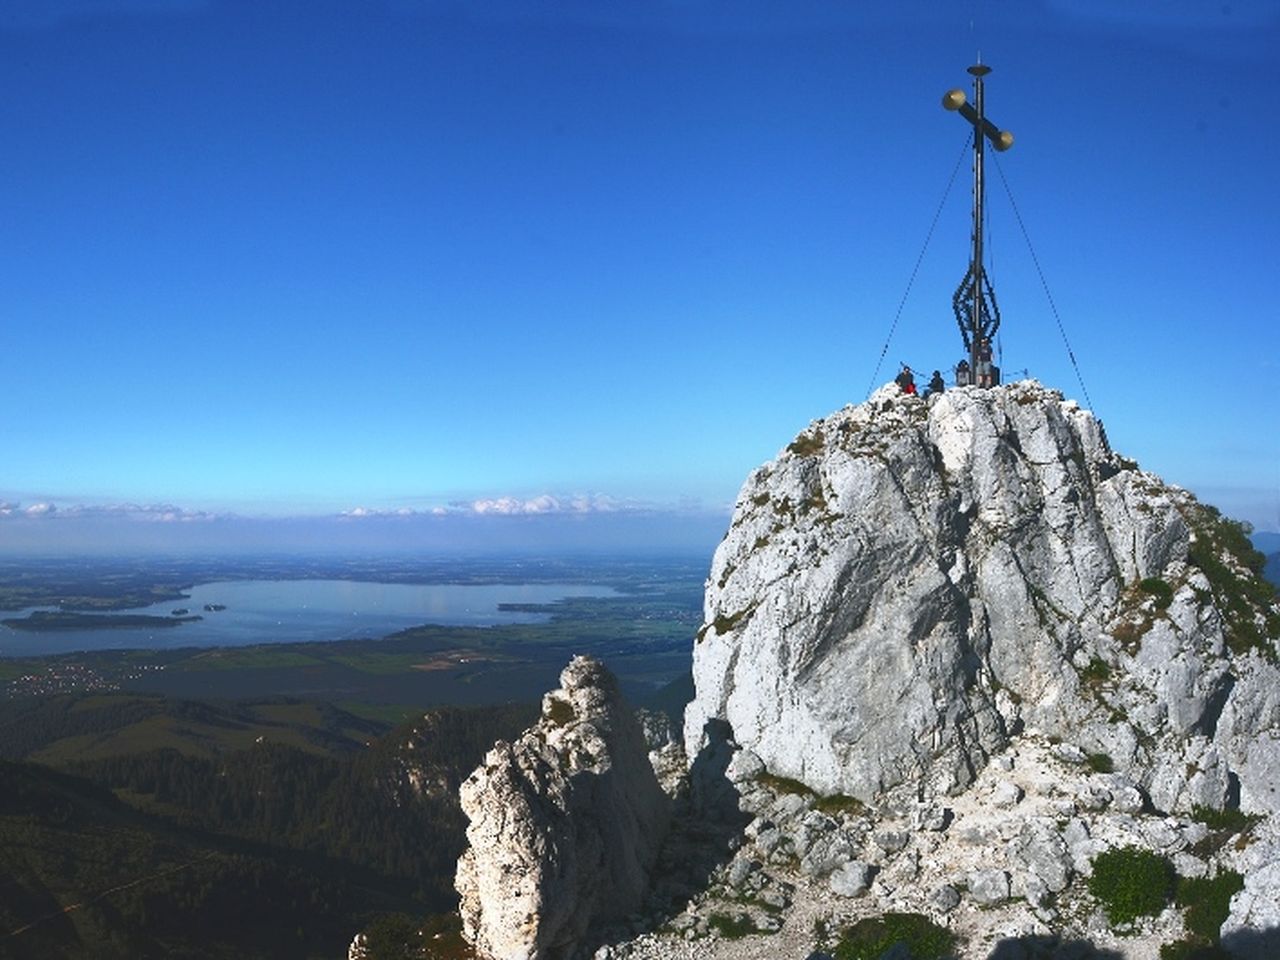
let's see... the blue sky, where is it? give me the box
[1,0,1277,554]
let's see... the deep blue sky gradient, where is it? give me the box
[1,0,1277,553]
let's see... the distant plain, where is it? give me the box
[0,554,705,709]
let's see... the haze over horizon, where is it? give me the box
[2,0,1277,555]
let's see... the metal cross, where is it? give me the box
[943,64,1014,386]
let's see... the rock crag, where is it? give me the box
[684,381,1280,817]
[456,656,671,960]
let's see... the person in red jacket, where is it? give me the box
[895,365,917,395]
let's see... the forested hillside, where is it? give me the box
[0,694,534,959]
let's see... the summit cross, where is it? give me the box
[943,64,1014,386]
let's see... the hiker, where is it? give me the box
[976,338,994,387]
[955,359,971,386]
[895,365,916,395]
[924,370,945,398]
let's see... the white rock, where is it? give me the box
[684,381,1280,822]
[968,868,1012,904]
[931,884,961,912]
[725,747,765,784]
[991,781,1024,807]
[455,657,670,960]
[1110,784,1146,814]
[827,860,872,897]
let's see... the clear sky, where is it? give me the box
[1,0,1277,554]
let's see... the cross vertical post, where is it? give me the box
[943,64,1014,387]
[969,64,989,379]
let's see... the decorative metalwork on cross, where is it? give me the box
[943,64,1014,388]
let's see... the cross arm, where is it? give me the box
[942,89,1014,151]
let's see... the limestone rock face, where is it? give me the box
[456,656,670,960]
[685,381,1280,814]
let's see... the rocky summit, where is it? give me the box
[456,655,670,960]
[685,380,1280,818]
[452,381,1280,960]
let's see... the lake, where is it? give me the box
[0,579,617,657]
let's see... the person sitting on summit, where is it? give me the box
[895,365,916,395]
[924,370,946,398]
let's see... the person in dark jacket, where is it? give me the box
[924,370,946,398]
[976,338,994,387]
[895,365,916,394]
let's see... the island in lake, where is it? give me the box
[1,611,203,633]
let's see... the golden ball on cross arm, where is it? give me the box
[994,130,1014,151]
[942,89,966,110]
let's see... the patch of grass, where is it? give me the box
[1139,577,1175,609]
[787,430,825,457]
[800,486,828,517]
[1190,806,1259,832]
[708,912,761,939]
[757,771,814,797]
[1086,752,1115,774]
[1188,807,1261,859]
[696,604,758,643]
[1088,846,1175,927]
[813,793,866,816]
[1081,656,1111,686]
[177,648,327,671]
[716,562,736,589]
[832,912,957,960]
[1112,616,1153,649]
[713,606,754,635]
[1027,584,1069,629]
[328,652,430,675]
[334,701,421,725]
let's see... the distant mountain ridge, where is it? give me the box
[1250,531,1280,554]
[1254,530,1280,593]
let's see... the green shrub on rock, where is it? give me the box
[1185,505,1280,656]
[1138,577,1174,609]
[1174,870,1244,948]
[1086,752,1115,773]
[832,912,956,960]
[1088,846,1175,927]
[708,912,759,939]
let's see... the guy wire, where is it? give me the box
[992,152,1097,412]
[864,137,969,399]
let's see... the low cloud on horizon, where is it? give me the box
[0,493,732,556]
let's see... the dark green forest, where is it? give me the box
[0,694,535,959]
